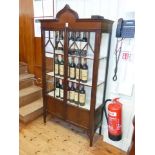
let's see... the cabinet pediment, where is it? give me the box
[56,4,79,23]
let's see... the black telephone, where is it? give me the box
[116,18,135,38]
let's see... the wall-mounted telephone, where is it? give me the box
[116,18,135,38]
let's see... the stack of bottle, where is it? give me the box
[68,32,88,57]
[68,57,88,83]
[55,55,64,77]
[55,79,86,106]
[55,56,89,83]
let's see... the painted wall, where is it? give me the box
[55,0,135,152]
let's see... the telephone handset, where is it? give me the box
[116,18,135,38]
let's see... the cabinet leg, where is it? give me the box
[43,112,46,124]
[89,135,94,147]
[99,126,102,135]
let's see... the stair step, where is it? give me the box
[19,85,42,107]
[19,98,43,123]
[19,78,34,90]
[19,73,34,81]
[20,65,28,74]
[20,62,27,66]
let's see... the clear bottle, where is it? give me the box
[79,85,86,106]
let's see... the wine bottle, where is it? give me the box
[80,32,87,56]
[76,58,82,81]
[75,32,81,55]
[81,58,88,83]
[69,32,75,55]
[55,55,59,75]
[69,57,76,80]
[58,31,64,50]
[55,78,60,97]
[74,83,79,104]
[59,55,64,77]
[60,79,64,99]
[55,31,59,50]
[69,82,75,102]
[82,32,88,42]
[79,85,86,106]
[67,84,70,101]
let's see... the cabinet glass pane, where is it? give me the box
[95,33,109,108]
[67,31,96,110]
[99,33,109,58]
[45,30,65,101]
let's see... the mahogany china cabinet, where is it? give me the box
[40,5,113,146]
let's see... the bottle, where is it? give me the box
[80,32,87,56]
[75,32,81,55]
[69,57,76,80]
[55,55,59,75]
[76,58,82,81]
[59,55,64,77]
[69,32,75,55]
[55,31,59,50]
[82,32,88,42]
[58,31,64,50]
[60,79,64,99]
[81,58,88,83]
[55,79,60,97]
[69,82,75,102]
[79,85,86,106]
[67,84,70,101]
[74,84,79,104]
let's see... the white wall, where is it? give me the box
[55,0,135,152]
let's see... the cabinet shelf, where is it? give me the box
[46,72,105,87]
[45,52,106,60]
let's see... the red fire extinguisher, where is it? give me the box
[104,98,122,141]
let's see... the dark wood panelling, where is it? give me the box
[34,37,42,66]
[19,0,35,73]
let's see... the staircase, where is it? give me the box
[19,62,43,123]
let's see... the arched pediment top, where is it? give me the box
[56,4,79,21]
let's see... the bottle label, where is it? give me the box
[55,88,59,97]
[55,64,58,74]
[81,69,88,81]
[79,94,86,105]
[70,91,74,100]
[59,64,64,75]
[76,68,80,79]
[70,67,75,78]
[60,89,64,98]
[74,92,79,102]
